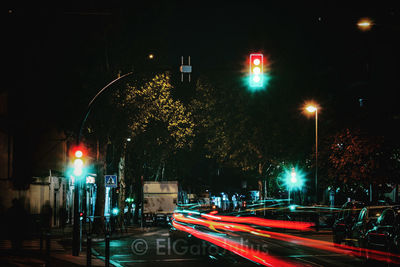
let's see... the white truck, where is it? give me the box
[143,181,178,226]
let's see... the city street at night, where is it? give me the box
[2,2,400,266]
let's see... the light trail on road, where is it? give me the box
[172,211,400,266]
[172,220,301,267]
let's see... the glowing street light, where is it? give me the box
[305,103,318,202]
[357,17,373,31]
[306,105,317,113]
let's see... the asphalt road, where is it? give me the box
[91,227,394,267]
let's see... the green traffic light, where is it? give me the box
[280,166,306,190]
[112,207,119,215]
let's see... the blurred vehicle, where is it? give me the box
[143,181,178,226]
[348,205,392,248]
[332,201,365,245]
[365,206,400,254]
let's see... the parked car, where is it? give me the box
[365,206,400,254]
[348,205,392,248]
[332,201,365,245]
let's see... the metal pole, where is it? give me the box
[45,232,51,266]
[77,72,133,144]
[315,109,318,203]
[40,230,43,252]
[188,56,191,82]
[72,178,80,256]
[87,233,92,267]
[105,230,110,267]
[73,72,133,256]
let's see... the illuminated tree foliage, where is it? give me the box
[322,128,384,185]
[189,77,294,195]
[114,72,194,180]
[190,78,258,170]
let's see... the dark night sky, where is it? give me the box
[4,2,400,134]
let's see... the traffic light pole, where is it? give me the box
[73,71,133,256]
[72,178,80,256]
[77,72,133,144]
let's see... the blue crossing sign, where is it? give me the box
[105,175,117,188]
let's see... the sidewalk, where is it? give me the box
[0,225,143,266]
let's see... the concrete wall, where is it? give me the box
[0,175,67,227]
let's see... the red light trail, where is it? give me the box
[173,211,400,265]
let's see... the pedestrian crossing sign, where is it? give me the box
[105,175,117,188]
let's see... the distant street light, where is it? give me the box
[148,53,155,59]
[357,17,373,31]
[305,104,318,203]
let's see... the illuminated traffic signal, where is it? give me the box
[249,53,264,88]
[79,212,84,221]
[112,207,119,216]
[71,146,86,178]
[282,166,305,190]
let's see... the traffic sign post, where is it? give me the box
[105,175,118,188]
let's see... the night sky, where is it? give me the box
[4,2,400,135]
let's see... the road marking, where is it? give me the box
[142,230,166,236]
[117,258,201,263]
[96,256,124,267]
[293,257,324,267]
[288,254,351,258]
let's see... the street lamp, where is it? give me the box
[357,17,373,32]
[305,104,318,203]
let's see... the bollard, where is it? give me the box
[40,231,43,252]
[105,233,110,267]
[87,234,92,267]
[45,232,51,266]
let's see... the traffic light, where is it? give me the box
[79,212,84,221]
[249,53,264,88]
[71,146,86,178]
[282,166,305,190]
[112,207,119,216]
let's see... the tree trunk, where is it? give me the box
[93,139,107,234]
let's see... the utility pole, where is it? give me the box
[180,56,192,82]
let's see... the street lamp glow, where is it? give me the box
[357,18,373,31]
[148,53,154,59]
[303,102,319,202]
[306,105,317,113]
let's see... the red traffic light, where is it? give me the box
[70,145,87,177]
[79,212,84,221]
[70,145,86,158]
